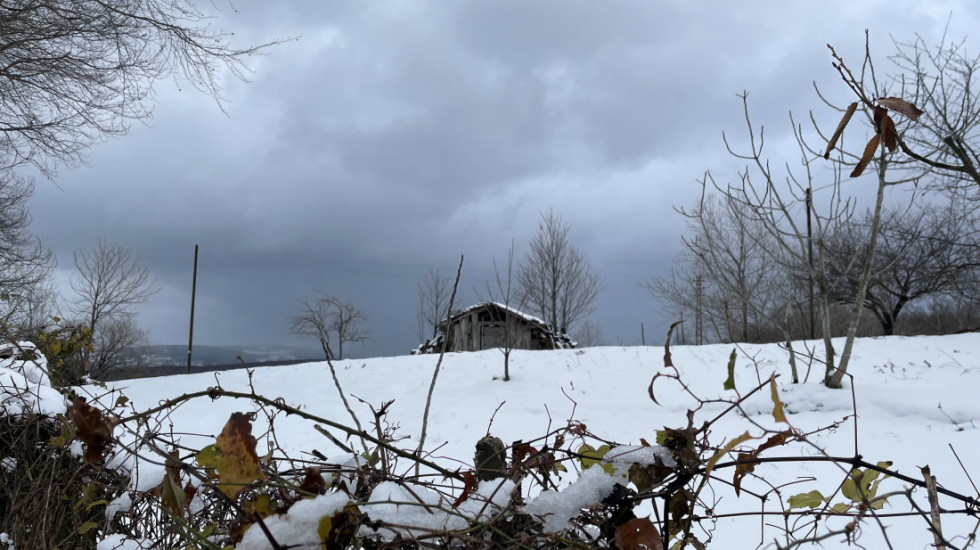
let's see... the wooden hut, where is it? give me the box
[415,302,572,353]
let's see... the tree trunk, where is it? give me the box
[826,156,889,388]
[881,314,895,336]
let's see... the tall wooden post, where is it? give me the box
[187,244,198,374]
[806,187,815,339]
[695,275,704,345]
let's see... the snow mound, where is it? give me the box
[0,341,65,417]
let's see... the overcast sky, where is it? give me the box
[25,1,980,358]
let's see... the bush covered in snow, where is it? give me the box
[0,341,128,549]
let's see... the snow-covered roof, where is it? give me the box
[446,301,548,327]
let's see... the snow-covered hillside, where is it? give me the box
[88,333,980,549]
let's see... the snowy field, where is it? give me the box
[61,333,980,547]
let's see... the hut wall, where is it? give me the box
[445,306,556,352]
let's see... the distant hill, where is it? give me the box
[142,344,321,367]
[103,344,322,381]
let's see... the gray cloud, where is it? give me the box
[24,1,980,357]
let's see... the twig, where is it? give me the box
[948,444,980,496]
[324,352,370,455]
[417,255,464,471]
[923,466,947,550]
[117,387,463,480]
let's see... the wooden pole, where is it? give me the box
[695,275,703,345]
[806,187,815,339]
[187,244,198,374]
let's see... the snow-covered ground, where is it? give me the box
[49,334,980,547]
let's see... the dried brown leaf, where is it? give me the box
[663,320,682,368]
[615,517,663,550]
[824,102,857,159]
[299,466,327,495]
[68,397,119,462]
[880,114,898,152]
[850,134,881,178]
[452,471,478,509]
[733,451,755,496]
[320,504,361,549]
[647,372,662,405]
[878,97,924,121]
[873,105,887,133]
[758,430,792,453]
[512,442,536,464]
[733,430,793,496]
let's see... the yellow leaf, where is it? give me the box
[787,490,825,509]
[578,444,615,475]
[245,493,274,519]
[209,412,266,499]
[705,431,752,475]
[841,474,859,501]
[196,444,219,478]
[769,377,787,424]
[318,515,333,543]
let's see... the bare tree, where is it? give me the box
[517,210,603,335]
[895,292,980,334]
[814,32,980,386]
[822,199,980,335]
[880,34,980,191]
[69,237,160,332]
[646,178,794,344]
[692,32,979,387]
[87,313,151,377]
[290,294,369,361]
[0,0,276,177]
[0,174,53,337]
[66,237,159,376]
[479,240,525,381]
[699,90,879,388]
[417,268,451,343]
[1,280,57,341]
[572,319,605,347]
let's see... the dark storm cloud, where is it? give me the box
[24,1,980,357]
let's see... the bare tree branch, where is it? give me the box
[66,236,159,377]
[517,209,603,335]
[416,267,451,343]
[0,173,52,336]
[0,0,281,176]
[290,293,369,361]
